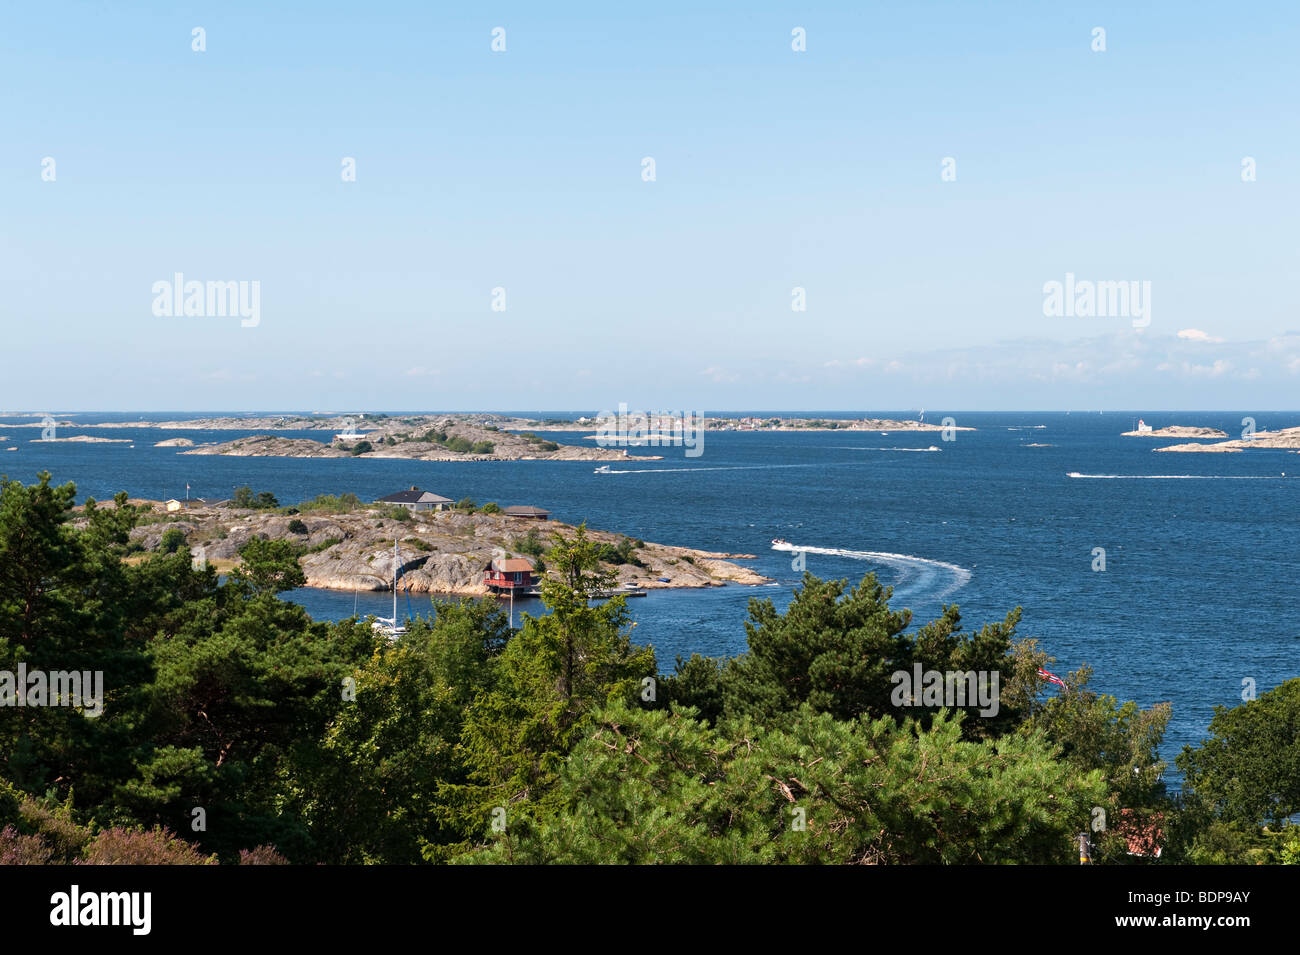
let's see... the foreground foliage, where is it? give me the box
[0,473,1293,864]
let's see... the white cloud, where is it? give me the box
[1177,328,1224,343]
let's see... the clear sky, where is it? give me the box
[3,1,1298,411]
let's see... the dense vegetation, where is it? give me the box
[1,472,1296,865]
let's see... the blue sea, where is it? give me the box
[4,410,1298,770]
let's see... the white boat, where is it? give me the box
[593,465,611,474]
[336,431,368,441]
[771,538,788,546]
[371,539,408,638]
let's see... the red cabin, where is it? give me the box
[483,557,537,592]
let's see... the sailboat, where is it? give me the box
[371,539,408,639]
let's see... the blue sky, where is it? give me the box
[3,1,1298,410]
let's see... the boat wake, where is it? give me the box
[595,464,823,475]
[770,541,971,600]
[840,446,942,452]
[1068,472,1289,480]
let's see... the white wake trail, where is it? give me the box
[596,464,822,475]
[770,541,971,600]
[840,446,942,453]
[1068,472,1290,480]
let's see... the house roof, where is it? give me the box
[503,505,549,517]
[1117,809,1164,857]
[375,488,453,505]
[485,558,536,573]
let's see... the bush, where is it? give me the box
[80,827,216,865]
[159,526,188,554]
[380,506,412,523]
[300,536,343,555]
[297,493,362,514]
[239,845,289,865]
[480,502,502,514]
[470,441,495,454]
[287,519,308,535]
[350,441,373,456]
[511,529,545,556]
[454,498,476,511]
[232,486,279,509]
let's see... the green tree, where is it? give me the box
[159,527,188,554]
[1177,678,1300,829]
[230,537,306,595]
[456,525,656,835]
[470,701,1103,865]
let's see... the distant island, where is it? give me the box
[100,493,767,595]
[1154,426,1300,453]
[1121,425,1228,439]
[43,412,977,435]
[176,416,655,462]
[533,416,974,433]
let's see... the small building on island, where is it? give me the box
[483,557,538,593]
[166,498,219,512]
[375,486,454,512]
[503,505,549,521]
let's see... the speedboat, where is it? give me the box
[771,538,788,546]
[593,465,611,474]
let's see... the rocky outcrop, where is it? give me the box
[1122,426,1228,438]
[110,501,768,596]
[1155,427,1300,453]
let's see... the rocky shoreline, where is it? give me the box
[1122,426,1228,439]
[1154,426,1300,453]
[93,499,769,596]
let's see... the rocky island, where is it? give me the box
[180,416,657,462]
[1154,426,1300,453]
[1121,426,1228,438]
[95,495,767,596]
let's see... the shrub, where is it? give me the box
[511,529,545,556]
[480,502,502,514]
[470,441,495,454]
[0,826,56,865]
[239,845,289,865]
[159,526,188,554]
[298,493,362,514]
[454,498,476,511]
[80,827,215,865]
[232,486,279,509]
[350,441,373,456]
[287,518,308,535]
[301,536,343,555]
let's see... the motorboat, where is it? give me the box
[593,464,611,474]
[771,538,788,546]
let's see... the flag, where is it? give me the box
[1037,667,1067,689]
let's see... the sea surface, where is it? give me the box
[4,410,1298,771]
